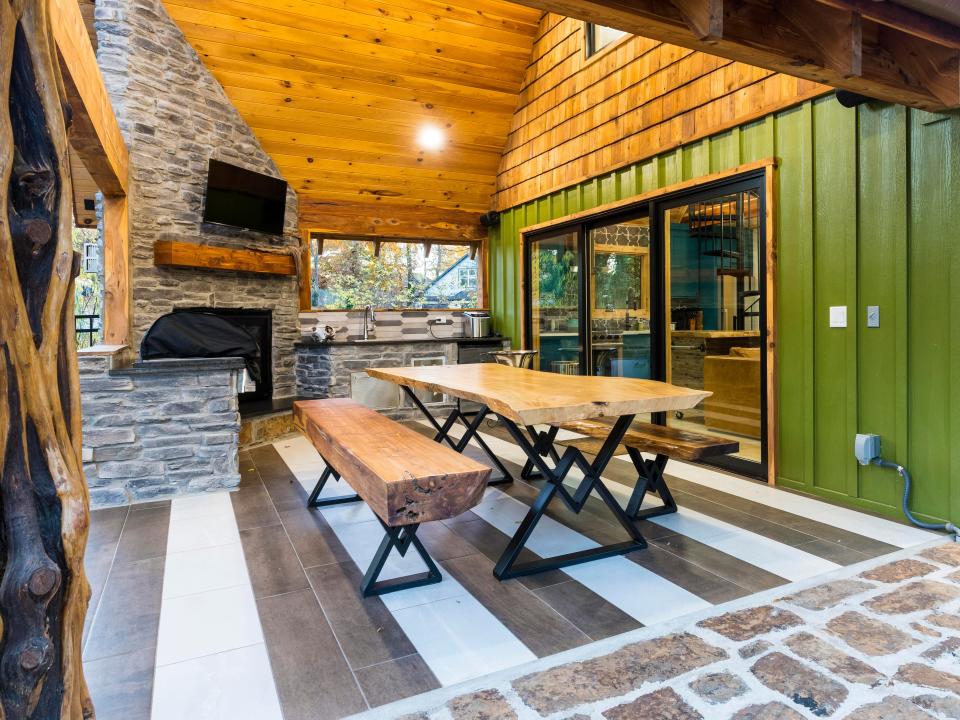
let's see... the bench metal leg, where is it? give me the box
[493,415,647,580]
[624,449,678,520]
[402,386,513,485]
[307,465,361,508]
[361,518,442,597]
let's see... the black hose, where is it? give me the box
[873,458,959,538]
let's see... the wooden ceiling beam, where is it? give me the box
[50,0,129,195]
[814,0,960,50]
[883,27,960,108]
[669,0,723,41]
[506,0,959,109]
[776,0,862,77]
[299,199,487,243]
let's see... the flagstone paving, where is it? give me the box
[356,541,960,720]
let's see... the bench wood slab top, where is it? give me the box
[366,363,710,426]
[294,398,491,526]
[559,419,739,461]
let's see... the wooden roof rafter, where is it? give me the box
[506,0,960,111]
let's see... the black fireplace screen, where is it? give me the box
[141,311,265,389]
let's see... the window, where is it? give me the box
[458,265,478,288]
[585,22,628,57]
[309,237,480,309]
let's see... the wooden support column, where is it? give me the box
[102,195,130,345]
[299,227,312,311]
[0,0,94,717]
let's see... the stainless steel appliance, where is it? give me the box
[463,311,491,337]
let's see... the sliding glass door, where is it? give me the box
[587,214,652,379]
[527,230,585,375]
[524,171,768,478]
[658,178,766,476]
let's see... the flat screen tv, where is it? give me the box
[202,159,287,237]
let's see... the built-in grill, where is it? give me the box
[140,308,273,403]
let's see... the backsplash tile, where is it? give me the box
[299,309,480,340]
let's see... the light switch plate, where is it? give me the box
[829,306,847,328]
[866,305,880,328]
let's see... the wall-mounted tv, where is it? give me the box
[202,159,287,237]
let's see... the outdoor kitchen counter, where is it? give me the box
[293,335,505,347]
[294,336,507,420]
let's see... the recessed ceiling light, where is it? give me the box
[417,124,446,151]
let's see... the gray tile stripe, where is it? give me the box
[257,441,640,663]
[83,502,170,719]
[243,446,442,715]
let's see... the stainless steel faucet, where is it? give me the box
[362,306,376,340]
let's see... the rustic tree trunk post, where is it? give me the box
[1,0,95,718]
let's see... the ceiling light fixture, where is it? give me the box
[416,124,446,151]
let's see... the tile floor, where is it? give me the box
[82,421,940,719]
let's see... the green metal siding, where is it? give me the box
[489,96,960,523]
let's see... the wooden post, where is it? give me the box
[299,226,312,311]
[1,0,94,718]
[102,194,129,345]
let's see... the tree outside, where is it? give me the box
[73,226,103,348]
[310,238,478,309]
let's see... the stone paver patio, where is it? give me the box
[356,541,960,720]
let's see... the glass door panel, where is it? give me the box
[588,216,652,380]
[662,187,765,473]
[528,230,584,374]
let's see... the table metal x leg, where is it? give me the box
[493,414,647,580]
[520,424,561,480]
[401,386,513,484]
[624,449,678,520]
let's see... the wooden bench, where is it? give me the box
[294,398,491,596]
[556,420,739,521]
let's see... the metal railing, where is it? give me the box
[75,314,101,349]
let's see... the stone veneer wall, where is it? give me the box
[80,352,243,507]
[94,0,300,397]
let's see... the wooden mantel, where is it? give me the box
[154,240,297,276]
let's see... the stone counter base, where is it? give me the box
[80,351,244,507]
[356,541,960,720]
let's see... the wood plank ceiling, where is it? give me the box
[161,0,543,241]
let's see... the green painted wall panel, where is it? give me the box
[812,98,858,497]
[907,113,958,522]
[488,97,960,522]
[856,105,908,511]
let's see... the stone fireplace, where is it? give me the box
[94,0,300,398]
[79,0,304,506]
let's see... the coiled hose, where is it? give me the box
[872,458,959,539]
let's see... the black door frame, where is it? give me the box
[523,169,768,479]
[650,172,767,479]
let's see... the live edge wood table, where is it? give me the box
[366,364,709,580]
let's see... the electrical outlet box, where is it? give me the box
[855,433,881,466]
[427,317,453,326]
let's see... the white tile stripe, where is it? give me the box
[460,428,841,583]
[151,493,283,720]
[272,437,537,687]
[471,488,713,624]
